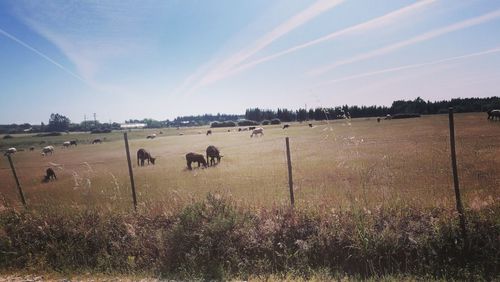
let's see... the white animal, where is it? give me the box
[42,146,54,156]
[146,134,156,139]
[250,127,264,138]
[63,141,71,147]
[4,147,17,156]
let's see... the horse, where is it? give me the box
[206,145,223,166]
[63,141,71,148]
[206,130,212,136]
[146,134,156,139]
[137,148,156,166]
[43,168,57,182]
[70,140,77,146]
[92,138,102,144]
[186,152,207,170]
[308,123,313,127]
[250,127,264,137]
[283,124,290,129]
[487,109,500,120]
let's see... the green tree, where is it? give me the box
[47,113,70,132]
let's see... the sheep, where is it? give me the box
[250,127,264,138]
[137,148,156,166]
[41,146,54,156]
[4,147,17,156]
[186,152,207,170]
[487,109,500,120]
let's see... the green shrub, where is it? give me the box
[271,118,281,124]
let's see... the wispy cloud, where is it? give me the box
[315,47,500,86]
[225,0,436,79]
[309,9,500,76]
[178,0,344,95]
[0,27,86,83]
[11,1,159,93]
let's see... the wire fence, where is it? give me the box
[1,119,500,212]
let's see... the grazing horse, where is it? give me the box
[137,148,156,166]
[308,123,313,127]
[42,146,54,156]
[70,140,77,146]
[43,168,57,182]
[206,145,223,166]
[206,130,212,136]
[250,127,264,137]
[186,152,207,170]
[92,138,102,144]
[487,109,500,120]
[63,141,71,148]
[283,124,290,129]
[4,147,16,156]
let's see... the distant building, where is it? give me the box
[120,123,146,129]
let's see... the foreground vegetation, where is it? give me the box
[0,194,498,280]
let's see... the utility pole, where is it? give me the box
[84,114,87,130]
[93,113,97,128]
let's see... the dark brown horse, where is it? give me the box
[186,152,207,170]
[206,130,212,136]
[206,145,223,166]
[137,148,156,166]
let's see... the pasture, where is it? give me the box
[1,112,499,212]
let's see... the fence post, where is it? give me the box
[123,132,137,211]
[448,107,467,243]
[6,154,27,208]
[285,137,295,206]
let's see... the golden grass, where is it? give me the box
[0,113,499,212]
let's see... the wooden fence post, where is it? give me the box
[285,137,295,206]
[6,154,27,208]
[123,132,137,211]
[448,107,467,243]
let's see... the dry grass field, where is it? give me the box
[1,112,499,212]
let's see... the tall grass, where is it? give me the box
[0,193,498,280]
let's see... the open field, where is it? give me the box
[1,112,499,212]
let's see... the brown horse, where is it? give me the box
[186,152,207,170]
[206,145,223,166]
[137,148,156,166]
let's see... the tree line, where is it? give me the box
[1,97,499,134]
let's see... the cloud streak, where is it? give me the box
[309,9,500,76]
[180,0,344,95]
[0,26,86,83]
[225,0,436,79]
[315,47,500,87]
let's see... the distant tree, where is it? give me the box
[47,113,70,132]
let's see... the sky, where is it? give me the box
[1,0,500,124]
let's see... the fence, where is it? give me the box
[1,111,499,226]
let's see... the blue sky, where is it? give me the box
[1,0,500,124]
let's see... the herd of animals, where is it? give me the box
[2,110,499,182]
